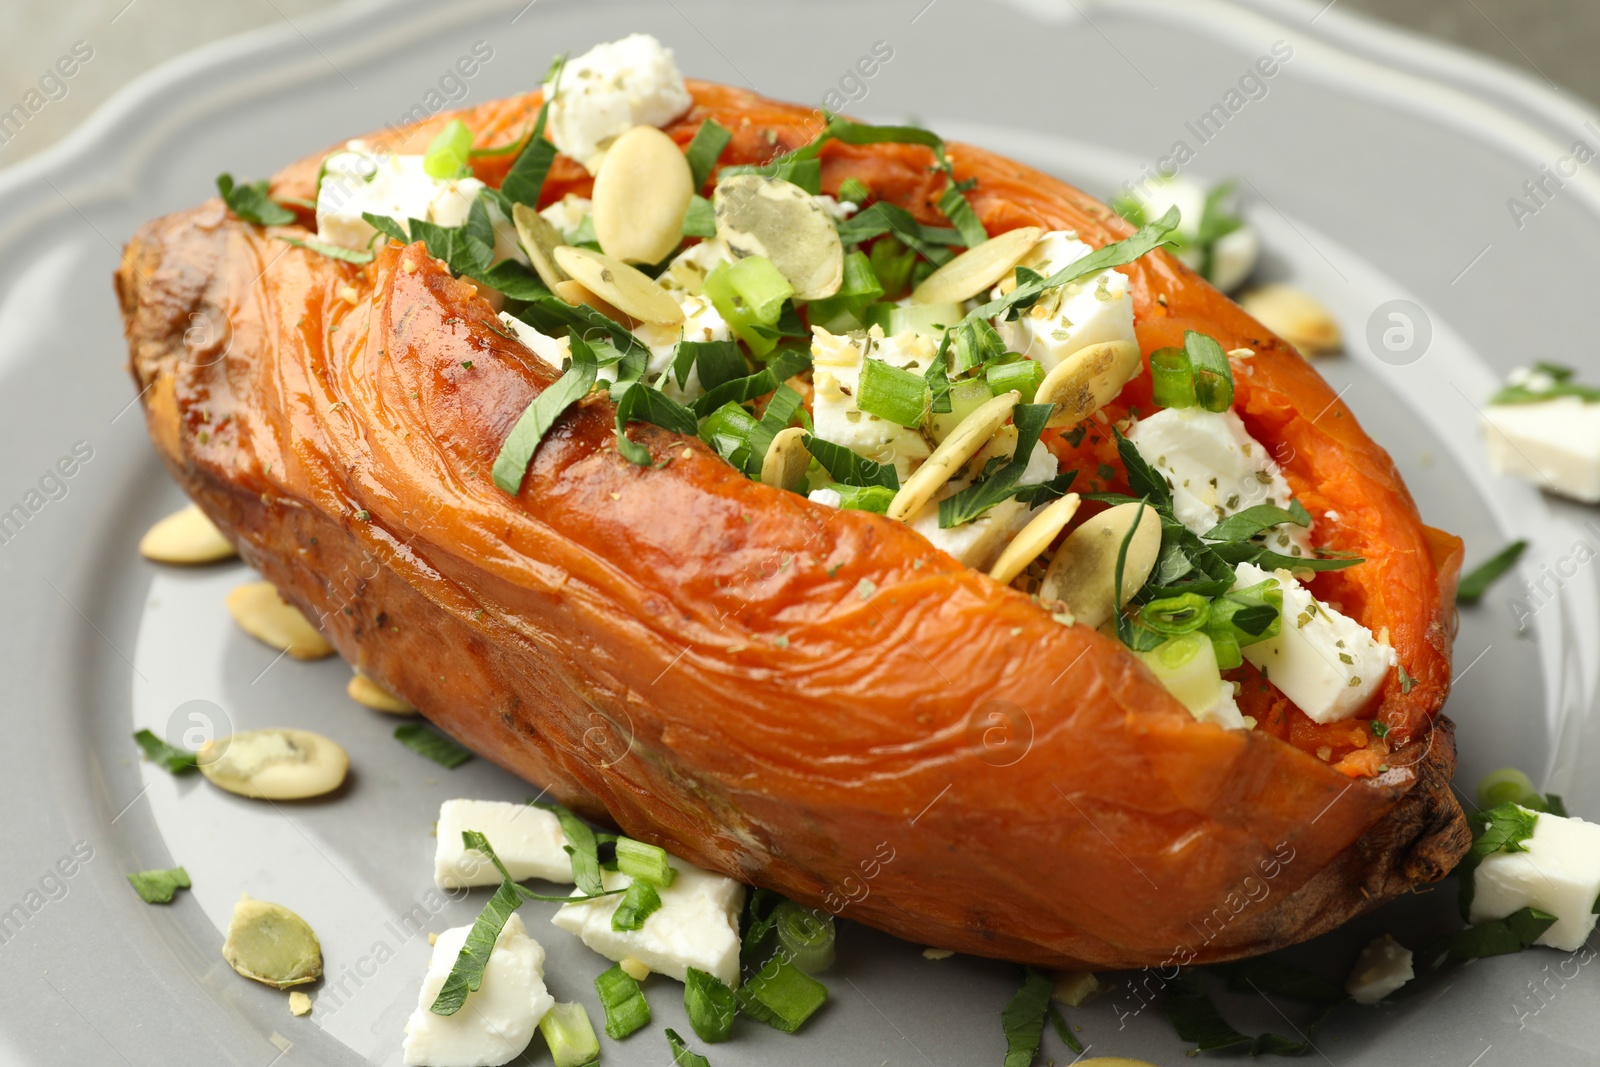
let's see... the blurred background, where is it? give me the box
[0,0,1593,169]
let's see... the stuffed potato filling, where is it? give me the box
[304,34,1399,775]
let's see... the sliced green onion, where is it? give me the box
[1140,593,1211,636]
[1150,346,1196,409]
[736,958,828,1033]
[685,966,738,1043]
[667,1028,712,1067]
[888,301,963,339]
[857,357,929,428]
[1477,767,1546,811]
[423,119,474,179]
[1138,632,1224,716]
[1186,330,1234,412]
[837,177,871,205]
[704,258,794,357]
[773,900,836,973]
[539,1002,601,1067]
[985,358,1044,401]
[615,837,677,887]
[952,318,1006,374]
[833,484,896,513]
[595,964,652,1039]
[611,879,663,932]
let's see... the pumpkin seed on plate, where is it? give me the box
[222,895,323,989]
[713,174,844,300]
[511,203,570,290]
[1039,502,1162,628]
[226,581,334,660]
[1239,284,1342,356]
[347,671,415,715]
[886,390,1020,523]
[198,728,349,800]
[1036,340,1143,427]
[139,504,236,564]
[759,426,810,491]
[552,246,685,325]
[910,226,1042,306]
[988,492,1081,586]
[592,126,695,265]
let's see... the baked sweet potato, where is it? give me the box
[117,80,1469,968]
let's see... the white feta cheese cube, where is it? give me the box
[1197,680,1248,730]
[1483,397,1600,503]
[543,34,693,171]
[1207,226,1261,295]
[1344,934,1413,1004]
[909,493,1030,570]
[551,864,745,987]
[1233,562,1395,723]
[990,231,1136,375]
[434,799,572,889]
[497,313,570,369]
[402,913,554,1067]
[810,326,934,480]
[1470,807,1600,951]
[1125,406,1311,555]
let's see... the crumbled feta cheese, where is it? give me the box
[633,290,731,401]
[402,913,554,1067]
[810,326,934,480]
[1232,562,1395,723]
[814,195,858,222]
[434,799,571,889]
[1483,397,1600,503]
[990,231,1137,375]
[551,864,745,987]
[315,145,486,252]
[543,34,693,171]
[539,195,592,242]
[1122,175,1259,293]
[1196,680,1248,729]
[497,312,571,367]
[1470,807,1600,951]
[662,239,734,294]
[1125,406,1311,555]
[808,488,843,508]
[1344,935,1413,1005]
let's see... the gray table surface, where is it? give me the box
[0,0,1596,169]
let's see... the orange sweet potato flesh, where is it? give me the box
[118,81,1469,968]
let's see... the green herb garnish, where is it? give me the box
[133,729,199,774]
[1457,539,1528,605]
[216,174,296,226]
[667,1028,712,1067]
[393,723,474,768]
[1000,967,1054,1067]
[277,235,375,264]
[127,867,191,904]
[491,333,600,493]
[430,880,521,1015]
[685,119,733,190]
[1428,906,1556,964]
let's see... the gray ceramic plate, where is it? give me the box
[2,0,1598,1062]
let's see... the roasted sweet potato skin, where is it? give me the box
[118,83,1468,968]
